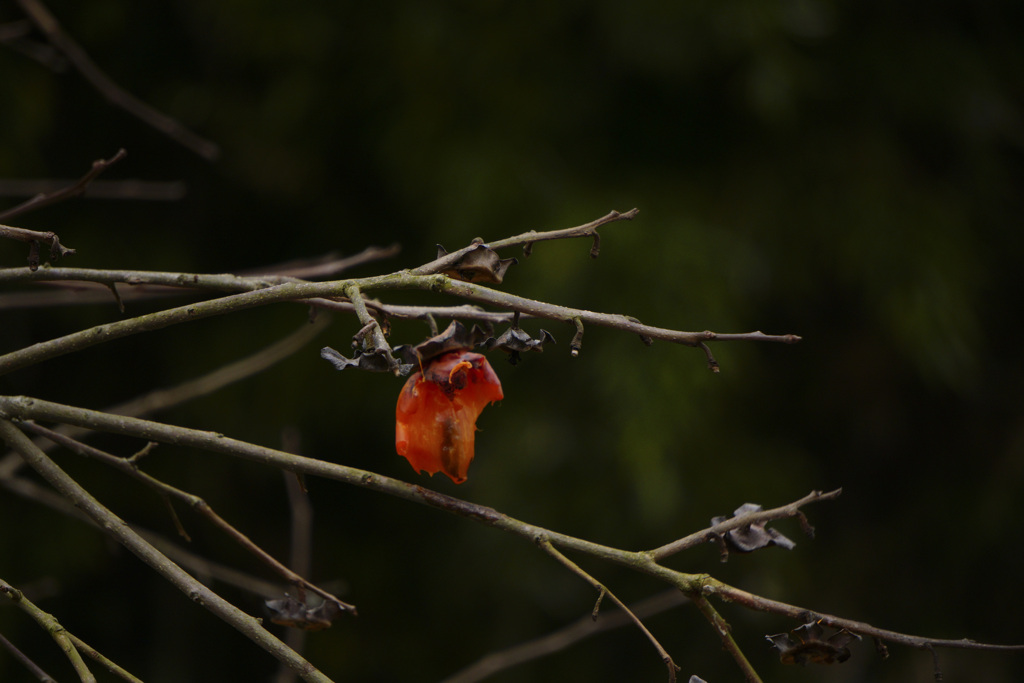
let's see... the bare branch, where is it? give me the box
[0,280,329,376]
[0,418,336,683]
[235,244,402,280]
[62,632,144,683]
[0,462,291,603]
[344,283,401,374]
[274,433,315,683]
[700,578,1024,654]
[1,577,98,683]
[5,397,1018,668]
[0,223,75,271]
[19,421,356,616]
[0,395,720,569]
[537,538,679,682]
[13,0,219,160]
[0,177,186,202]
[442,590,688,683]
[697,341,719,373]
[0,245,398,310]
[569,317,584,357]
[646,489,842,562]
[0,148,127,221]
[0,18,66,69]
[429,276,801,356]
[0,210,798,375]
[690,594,762,683]
[0,266,798,376]
[0,314,329,476]
[412,208,639,276]
[0,624,60,682]
[283,432,314,577]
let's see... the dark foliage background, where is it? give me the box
[2,2,1022,682]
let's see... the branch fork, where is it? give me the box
[19,210,1014,683]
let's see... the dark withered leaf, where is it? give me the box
[321,346,414,375]
[265,596,348,631]
[766,620,861,666]
[483,325,555,363]
[437,243,517,284]
[395,320,490,364]
[711,503,796,554]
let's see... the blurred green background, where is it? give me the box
[2,1,1023,682]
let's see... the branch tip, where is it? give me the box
[569,318,584,357]
[698,342,719,373]
[592,589,606,620]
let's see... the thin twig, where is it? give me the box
[19,421,356,615]
[646,489,842,561]
[235,245,401,280]
[0,628,59,682]
[1,577,98,683]
[281,431,314,578]
[0,148,127,221]
[2,399,1022,666]
[569,317,584,357]
[412,208,640,275]
[0,210,799,374]
[0,223,75,271]
[442,590,688,683]
[428,276,802,352]
[0,280,332,376]
[64,632,145,683]
[0,177,186,201]
[0,18,66,69]
[536,538,679,682]
[344,283,399,373]
[14,0,219,160]
[698,577,1024,654]
[0,268,799,376]
[690,593,763,683]
[93,314,330,421]
[274,432,314,683]
[0,418,336,683]
[0,471,289,599]
[0,245,398,310]
[0,395,684,568]
[0,314,330,474]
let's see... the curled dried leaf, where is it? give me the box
[265,596,348,631]
[484,325,555,364]
[437,243,517,284]
[711,503,796,555]
[766,619,861,665]
[395,320,489,365]
[321,346,414,375]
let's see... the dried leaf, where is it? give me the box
[711,503,796,554]
[395,320,489,365]
[321,346,414,375]
[483,325,555,364]
[265,596,347,631]
[766,619,861,665]
[437,243,517,284]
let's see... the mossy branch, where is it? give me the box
[0,577,97,683]
[0,417,335,683]
[0,209,799,378]
[2,396,1021,683]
